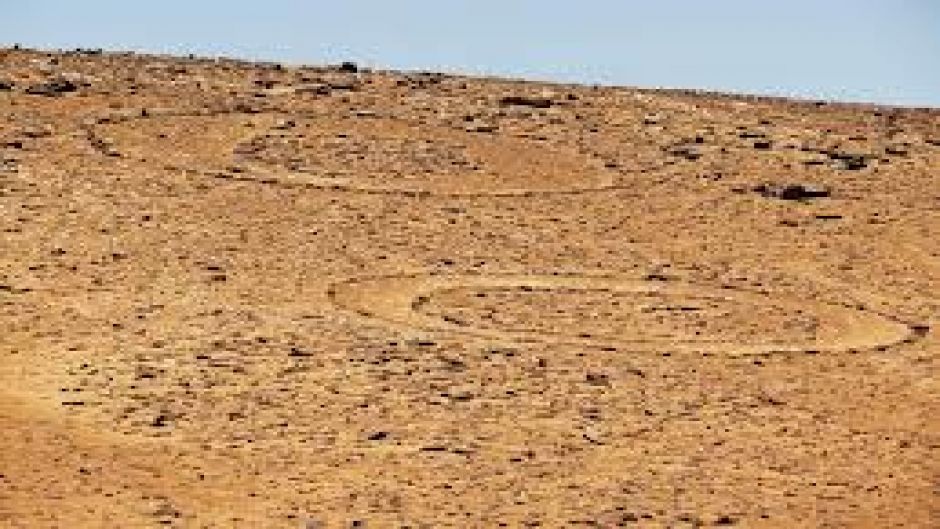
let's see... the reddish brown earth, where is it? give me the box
[0,47,938,528]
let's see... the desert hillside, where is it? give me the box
[1,47,938,528]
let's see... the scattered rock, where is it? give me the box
[232,102,261,114]
[20,125,53,139]
[583,426,605,445]
[884,144,908,156]
[666,144,701,161]
[0,79,13,91]
[338,61,358,73]
[273,118,295,130]
[754,183,831,201]
[25,77,79,96]
[466,124,498,133]
[753,140,773,150]
[288,347,312,357]
[89,135,120,157]
[585,372,610,386]
[294,84,332,95]
[499,95,553,109]
[827,151,868,170]
[151,500,181,520]
[328,80,359,92]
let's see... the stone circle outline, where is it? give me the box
[82,106,680,197]
[327,273,916,355]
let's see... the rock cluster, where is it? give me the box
[754,182,831,201]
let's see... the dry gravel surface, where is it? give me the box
[1,48,938,528]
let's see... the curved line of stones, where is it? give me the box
[326,272,924,355]
[409,284,792,344]
[75,105,686,198]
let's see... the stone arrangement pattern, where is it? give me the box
[0,47,938,527]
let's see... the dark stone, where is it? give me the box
[499,95,553,108]
[665,144,701,161]
[338,61,358,73]
[468,124,498,133]
[25,77,78,96]
[327,80,359,91]
[753,140,773,150]
[232,102,260,113]
[885,145,908,156]
[0,79,13,91]
[367,431,389,441]
[754,183,831,201]
[827,151,868,170]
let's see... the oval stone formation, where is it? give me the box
[328,274,913,355]
[91,111,667,196]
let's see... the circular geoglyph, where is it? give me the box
[91,111,662,196]
[230,115,631,195]
[329,274,913,354]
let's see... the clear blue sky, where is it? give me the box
[3,1,938,107]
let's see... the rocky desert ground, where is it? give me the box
[0,47,938,528]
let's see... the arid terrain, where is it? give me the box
[0,47,938,528]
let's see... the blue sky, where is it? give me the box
[3,1,938,107]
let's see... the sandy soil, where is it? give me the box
[1,47,938,528]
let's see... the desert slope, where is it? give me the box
[1,47,938,527]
